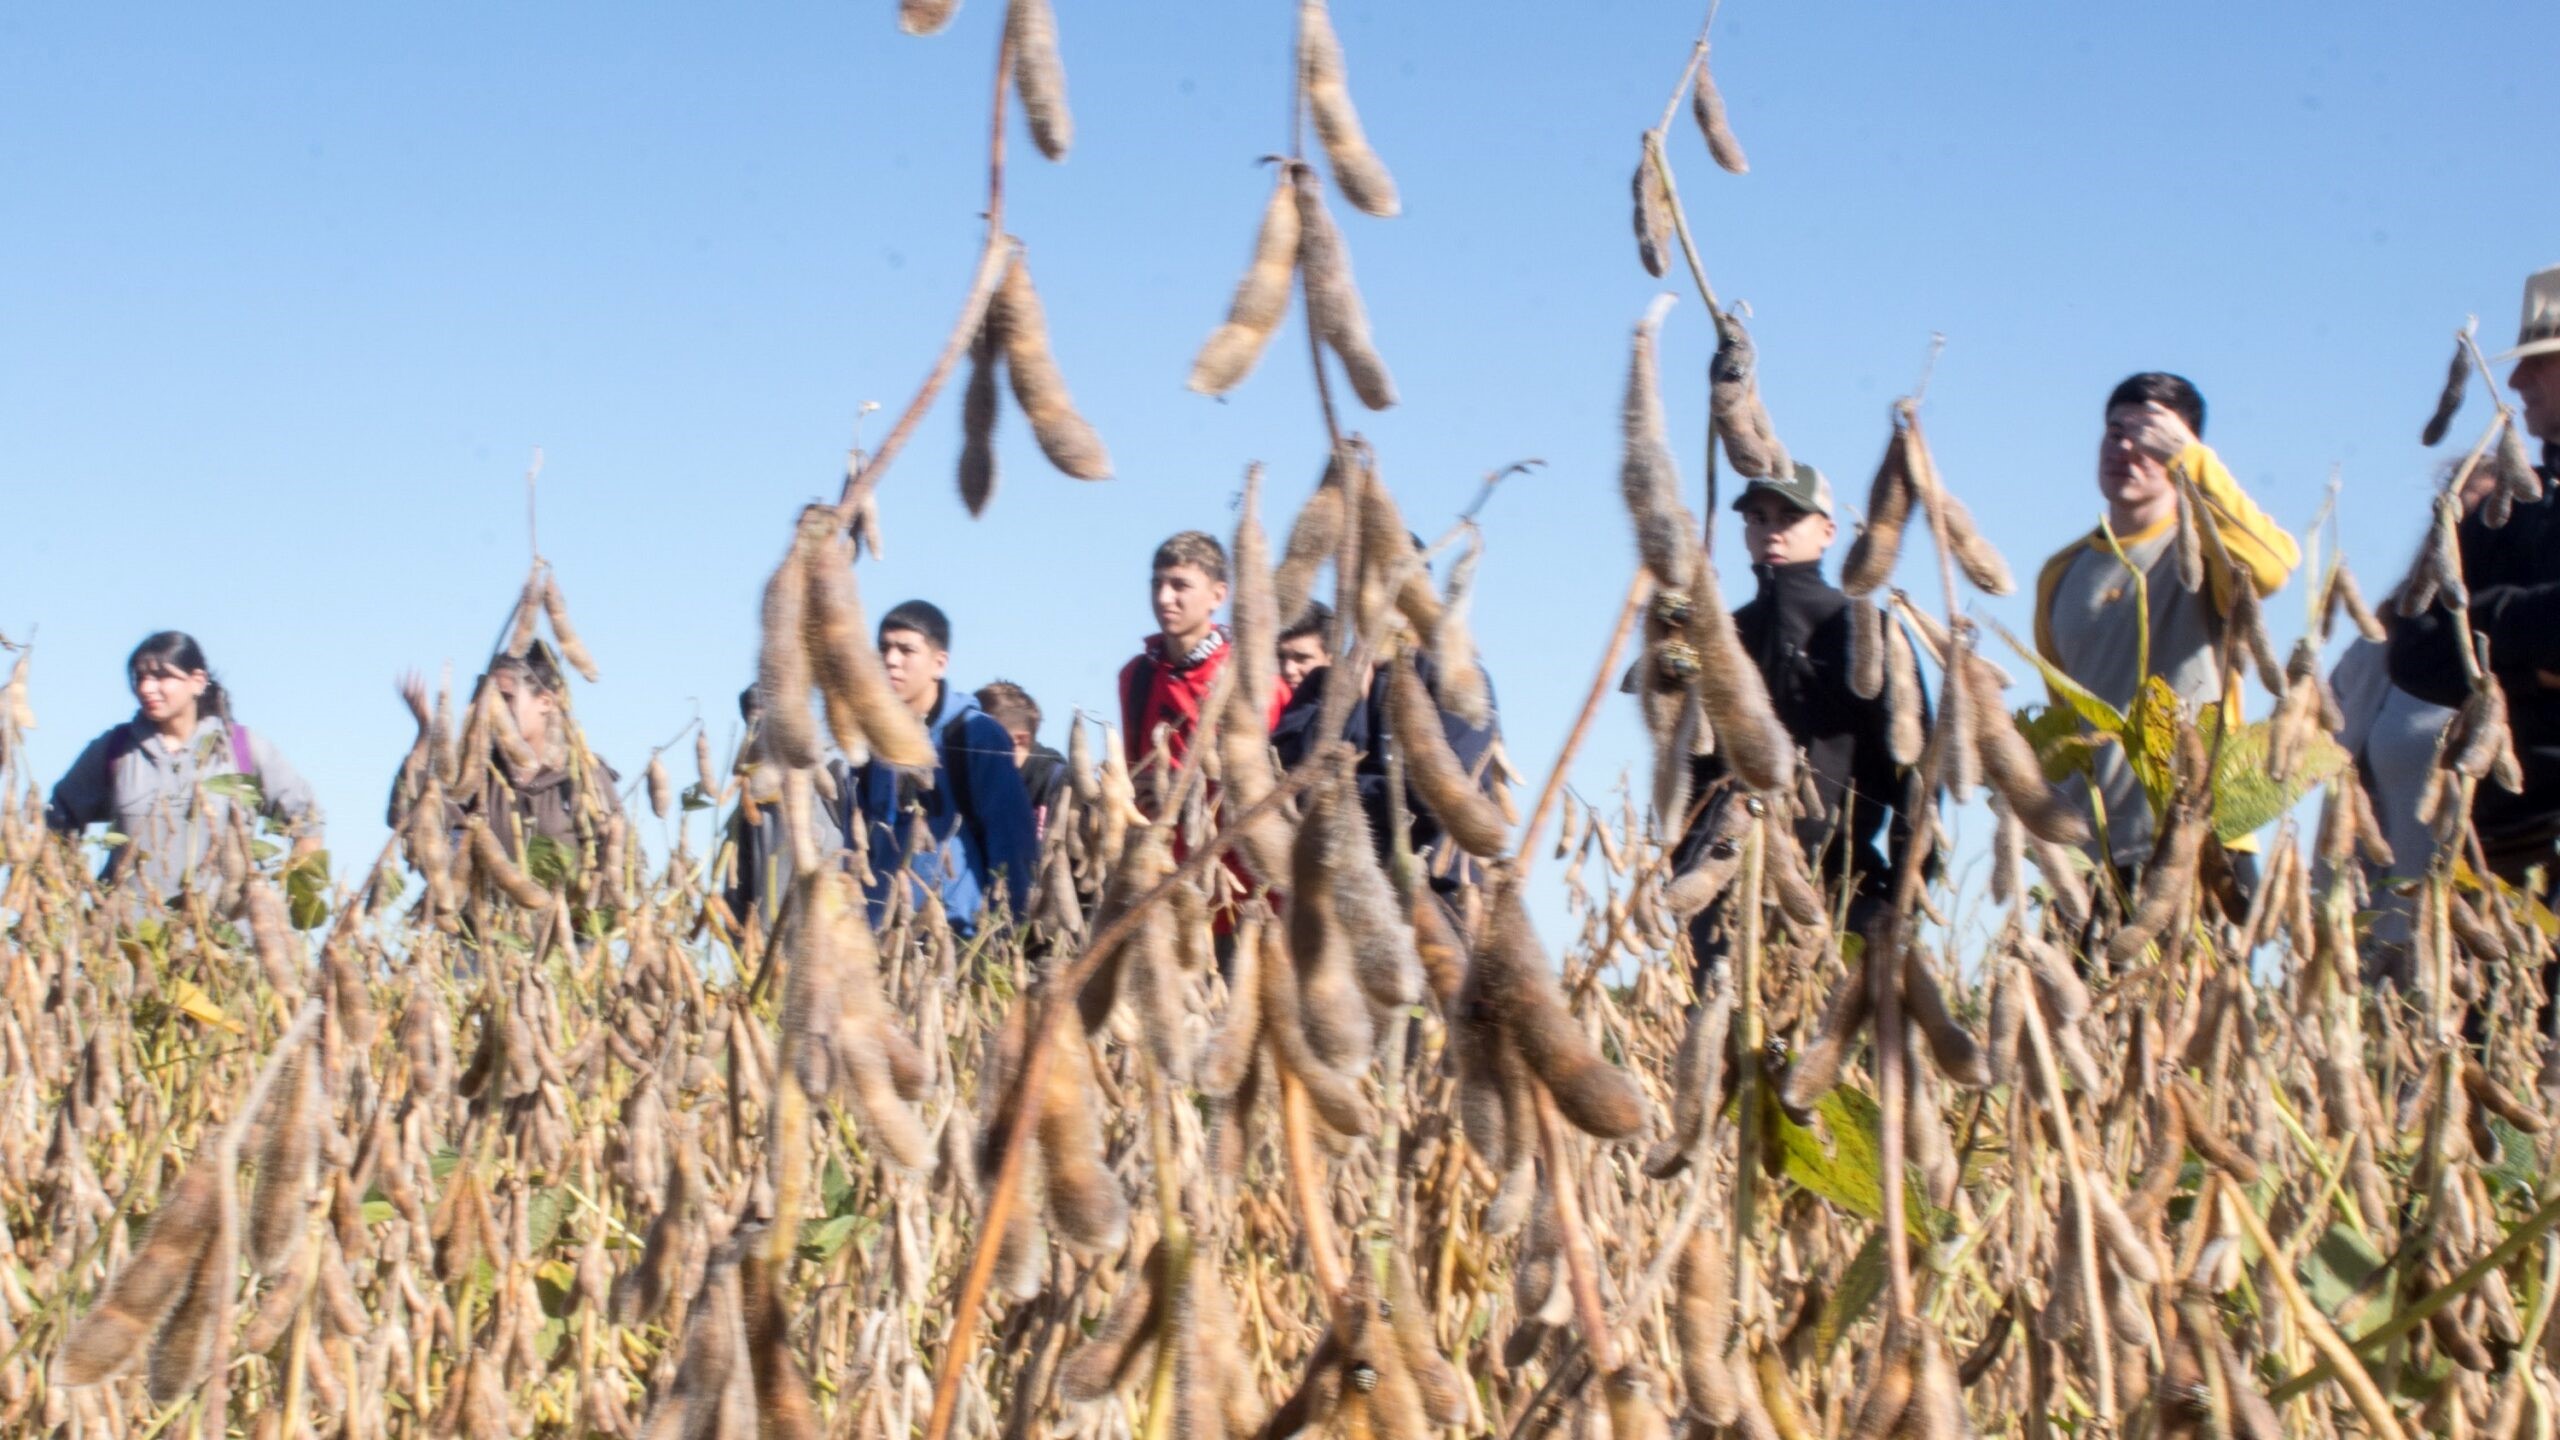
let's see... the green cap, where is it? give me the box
[1730,461,1833,519]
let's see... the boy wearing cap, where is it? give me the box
[2393,267,2560,887]
[2034,373,2297,878]
[1679,463,1923,951]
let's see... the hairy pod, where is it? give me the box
[1388,659,1507,858]
[2173,484,2206,593]
[55,1155,230,1388]
[1292,166,1397,409]
[1904,422,2012,595]
[1386,1253,1469,1426]
[1434,528,1493,729]
[1297,0,1398,217]
[1620,294,1701,592]
[1841,428,1911,597]
[2496,418,2546,505]
[899,0,960,34]
[1037,1026,1130,1254]
[1902,946,1990,1088]
[1849,598,1885,699]
[2083,1175,2159,1285]
[2327,562,2387,643]
[958,314,1002,515]
[1682,562,1797,793]
[1190,171,1304,394]
[1672,1226,1740,1425]
[1645,971,1737,1179]
[1631,147,1673,278]
[1275,457,1348,629]
[540,571,600,682]
[1007,0,1072,160]
[755,520,822,769]
[1483,878,1646,1140]
[2423,340,2469,446]
[806,522,937,769]
[1966,664,2089,845]
[1060,1243,1167,1402]
[1842,1324,1915,1440]
[1780,960,1872,1121]
[249,1041,319,1277]
[1290,788,1376,1071]
[147,1154,240,1404]
[1690,54,1748,173]
[994,253,1112,479]
[2170,1079,2261,1184]
[1708,318,1788,481]
[467,818,553,909]
[1262,913,1378,1137]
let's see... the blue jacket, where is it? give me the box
[847,686,1038,934]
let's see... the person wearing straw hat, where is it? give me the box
[2390,264,2560,888]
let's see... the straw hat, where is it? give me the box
[2498,263,2560,362]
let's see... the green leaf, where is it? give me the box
[1772,1090,1881,1221]
[523,833,575,890]
[2206,718,2349,843]
[1817,1228,1887,1360]
[2482,1118,2542,1204]
[2299,1221,2386,1319]
[284,850,333,930]
[2123,675,2185,817]
[525,1186,567,1257]
[201,773,264,807]
[800,1213,861,1264]
[1990,620,2125,737]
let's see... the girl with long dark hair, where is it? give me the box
[47,631,324,895]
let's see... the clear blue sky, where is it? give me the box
[6,2,2557,936]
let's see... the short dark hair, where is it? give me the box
[879,599,951,653]
[975,680,1040,735]
[1280,601,1333,645]
[1152,531,1229,585]
[738,684,761,720]
[2105,372,2206,438]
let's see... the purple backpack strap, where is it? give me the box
[229,722,256,778]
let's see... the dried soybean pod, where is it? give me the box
[1435,527,1492,729]
[2423,340,2469,446]
[2330,562,2387,642]
[1779,961,1871,1121]
[2496,418,2546,503]
[2173,486,2205,593]
[1883,613,1925,767]
[1297,0,1398,217]
[2084,1176,2159,1284]
[248,1041,319,1276]
[1690,52,1748,173]
[1059,1243,1168,1402]
[1841,427,1912,597]
[1039,1027,1130,1254]
[146,1157,240,1404]
[1631,149,1673,279]
[1902,946,1990,1089]
[1007,0,1072,160]
[1189,169,1303,395]
[1293,166,1397,410]
[1275,456,1348,628]
[1259,916,1377,1137]
[778,873,843,1099]
[1644,971,1736,1179]
[1849,598,1885,699]
[1841,1324,1914,1440]
[1967,664,2089,845]
[55,1158,229,1387]
[824,876,935,1168]
[1903,420,2013,595]
[1389,659,1507,858]
[1386,1253,1469,1426]
[957,316,1002,515]
[899,0,959,34]
[645,754,673,820]
[1621,294,1701,592]
[806,523,937,770]
[504,572,542,657]
[993,253,1112,479]
[1673,1225,1740,1425]
[468,818,553,909]
[1708,321,1783,480]
[1682,563,1796,793]
[756,521,823,769]
[538,571,601,682]
[1485,879,1646,1140]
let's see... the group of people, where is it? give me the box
[36,263,2560,997]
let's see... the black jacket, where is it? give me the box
[2387,442,2560,871]
[1270,651,1500,887]
[1680,559,1920,896]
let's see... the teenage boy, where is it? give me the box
[975,679,1070,839]
[1117,531,1287,814]
[849,600,1038,935]
[1277,602,1333,694]
[1679,463,1921,954]
[2033,373,2297,883]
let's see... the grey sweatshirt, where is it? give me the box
[47,715,324,896]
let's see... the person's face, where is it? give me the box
[2097,401,2185,516]
[1739,493,1836,568]
[879,627,949,712]
[1152,564,1228,642]
[1007,728,1034,766]
[494,671,556,746]
[1277,634,1329,690]
[2513,353,2560,446]
[132,662,208,725]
